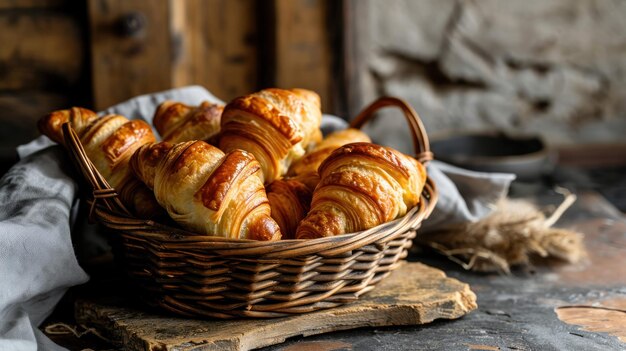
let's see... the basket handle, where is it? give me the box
[349,97,433,164]
[61,122,132,218]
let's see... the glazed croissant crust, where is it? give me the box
[153,101,224,144]
[218,88,323,184]
[296,142,427,239]
[37,107,99,146]
[131,141,281,241]
[38,108,163,219]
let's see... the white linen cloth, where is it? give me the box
[1,86,514,350]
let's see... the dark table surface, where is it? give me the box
[262,191,626,351]
[44,165,626,351]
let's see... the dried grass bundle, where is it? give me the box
[417,188,586,273]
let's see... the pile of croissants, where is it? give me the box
[38,88,427,241]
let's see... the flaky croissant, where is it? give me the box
[38,108,163,218]
[266,172,319,239]
[38,107,99,146]
[131,141,281,240]
[269,129,371,236]
[218,88,323,184]
[287,128,371,177]
[153,101,224,144]
[296,142,427,239]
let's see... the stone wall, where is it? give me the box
[359,0,626,153]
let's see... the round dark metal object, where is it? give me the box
[431,132,553,181]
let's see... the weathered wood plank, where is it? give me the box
[341,0,370,119]
[0,12,83,90]
[88,0,172,110]
[89,0,259,109]
[273,0,333,112]
[74,262,477,351]
[0,0,67,10]
[171,0,258,102]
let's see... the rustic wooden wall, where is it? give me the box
[272,0,333,112]
[88,0,338,111]
[170,0,259,105]
[0,0,342,174]
[0,0,90,172]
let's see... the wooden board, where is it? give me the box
[0,9,83,91]
[0,0,67,10]
[341,0,370,119]
[74,262,476,351]
[0,0,89,174]
[87,0,261,109]
[170,0,259,102]
[88,0,173,110]
[273,0,333,112]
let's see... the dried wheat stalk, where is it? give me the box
[417,187,586,273]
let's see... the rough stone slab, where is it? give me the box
[75,262,477,351]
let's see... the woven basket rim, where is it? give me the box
[87,176,436,258]
[119,189,431,242]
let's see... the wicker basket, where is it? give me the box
[62,97,438,318]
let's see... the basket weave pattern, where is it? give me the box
[63,97,438,318]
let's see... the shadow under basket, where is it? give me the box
[62,97,438,318]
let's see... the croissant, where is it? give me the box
[266,172,319,239]
[131,140,281,240]
[38,107,99,146]
[296,142,427,239]
[153,101,224,144]
[268,128,371,239]
[218,88,323,184]
[287,128,371,177]
[38,108,163,218]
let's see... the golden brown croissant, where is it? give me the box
[266,173,319,239]
[153,101,223,144]
[38,108,163,218]
[296,142,427,239]
[38,107,99,146]
[287,128,371,177]
[218,88,323,184]
[131,141,281,240]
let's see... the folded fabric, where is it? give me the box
[1,86,515,350]
[422,161,515,231]
[0,147,89,351]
